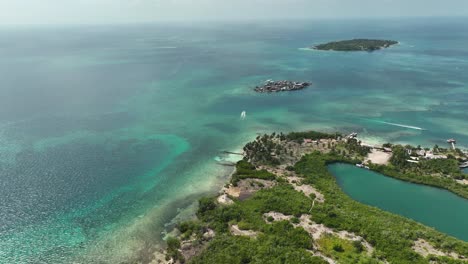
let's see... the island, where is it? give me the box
[254,80,311,93]
[159,131,468,264]
[312,39,398,51]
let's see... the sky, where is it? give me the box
[1,0,468,25]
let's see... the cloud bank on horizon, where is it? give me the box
[1,0,468,25]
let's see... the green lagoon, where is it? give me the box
[329,163,468,241]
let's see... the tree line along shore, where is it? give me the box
[156,131,468,264]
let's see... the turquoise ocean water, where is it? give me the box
[1,18,468,263]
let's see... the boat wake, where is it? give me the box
[240,111,246,120]
[375,120,426,130]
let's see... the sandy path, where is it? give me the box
[287,176,325,202]
[229,225,258,237]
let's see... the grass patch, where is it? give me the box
[317,234,373,263]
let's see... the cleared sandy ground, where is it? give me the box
[365,149,392,165]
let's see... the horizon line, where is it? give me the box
[1,15,467,28]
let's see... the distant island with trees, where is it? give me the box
[312,39,398,51]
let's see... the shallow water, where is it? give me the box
[329,163,468,241]
[1,18,468,263]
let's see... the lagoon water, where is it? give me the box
[1,18,468,263]
[329,163,468,241]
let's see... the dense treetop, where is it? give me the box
[313,39,398,51]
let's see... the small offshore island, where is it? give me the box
[156,130,468,264]
[312,39,398,51]
[254,80,311,93]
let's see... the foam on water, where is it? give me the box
[375,120,425,130]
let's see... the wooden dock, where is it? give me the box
[221,151,244,156]
[216,161,237,167]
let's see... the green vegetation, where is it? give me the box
[295,152,468,263]
[243,133,286,165]
[190,232,326,264]
[197,184,312,232]
[286,131,340,143]
[169,132,468,263]
[370,164,468,199]
[342,138,371,157]
[177,220,205,240]
[372,144,468,199]
[171,151,467,263]
[316,234,375,263]
[244,131,341,166]
[166,236,184,263]
[189,184,326,264]
[313,39,398,51]
[417,158,461,176]
[231,160,276,186]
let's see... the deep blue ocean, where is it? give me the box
[0,18,467,263]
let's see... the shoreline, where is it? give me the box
[63,142,247,264]
[149,130,468,263]
[146,142,248,263]
[161,130,468,263]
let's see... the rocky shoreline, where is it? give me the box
[254,80,311,93]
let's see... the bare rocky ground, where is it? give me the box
[229,225,259,237]
[365,149,392,165]
[216,193,234,205]
[456,179,468,185]
[412,239,466,260]
[150,249,171,264]
[262,212,375,263]
[222,178,275,201]
[150,229,216,264]
[286,175,325,202]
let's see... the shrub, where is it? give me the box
[291,217,300,224]
[166,237,184,263]
[352,240,364,253]
[333,244,344,252]
[198,197,216,215]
